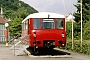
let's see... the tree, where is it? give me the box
[8,17,23,37]
[83,20,90,40]
[66,22,72,39]
[11,7,29,19]
[4,10,14,18]
[66,22,81,40]
[73,0,90,40]
[73,0,90,23]
[0,0,38,37]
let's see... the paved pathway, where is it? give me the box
[0,44,90,60]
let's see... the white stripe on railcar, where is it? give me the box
[22,12,65,23]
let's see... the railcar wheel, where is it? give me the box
[34,43,38,54]
[34,48,38,54]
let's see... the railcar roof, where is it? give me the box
[22,12,65,23]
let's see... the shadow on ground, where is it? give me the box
[26,47,71,56]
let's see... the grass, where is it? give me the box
[0,42,6,44]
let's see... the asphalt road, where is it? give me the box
[0,44,90,60]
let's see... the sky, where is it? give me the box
[21,0,77,15]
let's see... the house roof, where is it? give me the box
[0,16,8,24]
[67,14,75,20]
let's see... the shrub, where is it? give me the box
[66,22,81,40]
[64,40,90,56]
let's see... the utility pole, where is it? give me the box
[19,0,21,6]
[62,0,66,31]
[71,0,74,50]
[0,4,4,18]
[81,0,82,49]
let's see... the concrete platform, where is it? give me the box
[24,48,72,58]
[0,44,90,60]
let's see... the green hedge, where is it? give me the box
[64,40,90,56]
[66,21,90,40]
[66,22,81,40]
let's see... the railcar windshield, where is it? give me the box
[56,18,64,29]
[33,18,64,29]
[42,19,54,29]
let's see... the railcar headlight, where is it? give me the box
[33,32,36,38]
[62,33,65,38]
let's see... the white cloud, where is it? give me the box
[20,0,24,1]
[23,0,77,15]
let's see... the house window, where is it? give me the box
[2,31,5,35]
[0,25,5,30]
[0,25,1,29]
[0,31,1,35]
[2,25,3,29]
[0,37,6,42]
[0,31,5,35]
[3,25,5,29]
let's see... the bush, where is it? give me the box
[65,40,90,56]
[66,20,90,40]
[66,22,81,40]
[66,22,72,39]
[83,20,90,40]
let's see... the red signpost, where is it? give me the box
[5,23,9,47]
[5,29,8,47]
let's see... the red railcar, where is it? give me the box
[21,12,66,53]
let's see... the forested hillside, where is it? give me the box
[0,0,38,19]
[0,0,38,37]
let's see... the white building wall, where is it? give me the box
[0,24,6,42]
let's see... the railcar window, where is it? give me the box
[22,23,24,30]
[56,18,64,29]
[33,18,40,29]
[22,20,29,30]
[25,20,28,30]
[42,19,54,29]
[23,22,26,30]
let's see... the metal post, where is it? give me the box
[5,23,9,47]
[5,29,8,47]
[14,37,15,56]
[62,0,66,31]
[71,0,74,50]
[72,16,74,49]
[81,0,82,49]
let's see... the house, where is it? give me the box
[66,13,75,22]
[0,7,9,42]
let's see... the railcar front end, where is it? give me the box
[29,18,66,48]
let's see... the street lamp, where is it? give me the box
[80,0,82,49]
[62,0,66,31]
[5,23,9,47]
[71,0,74,50]
[77,0,82,49]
